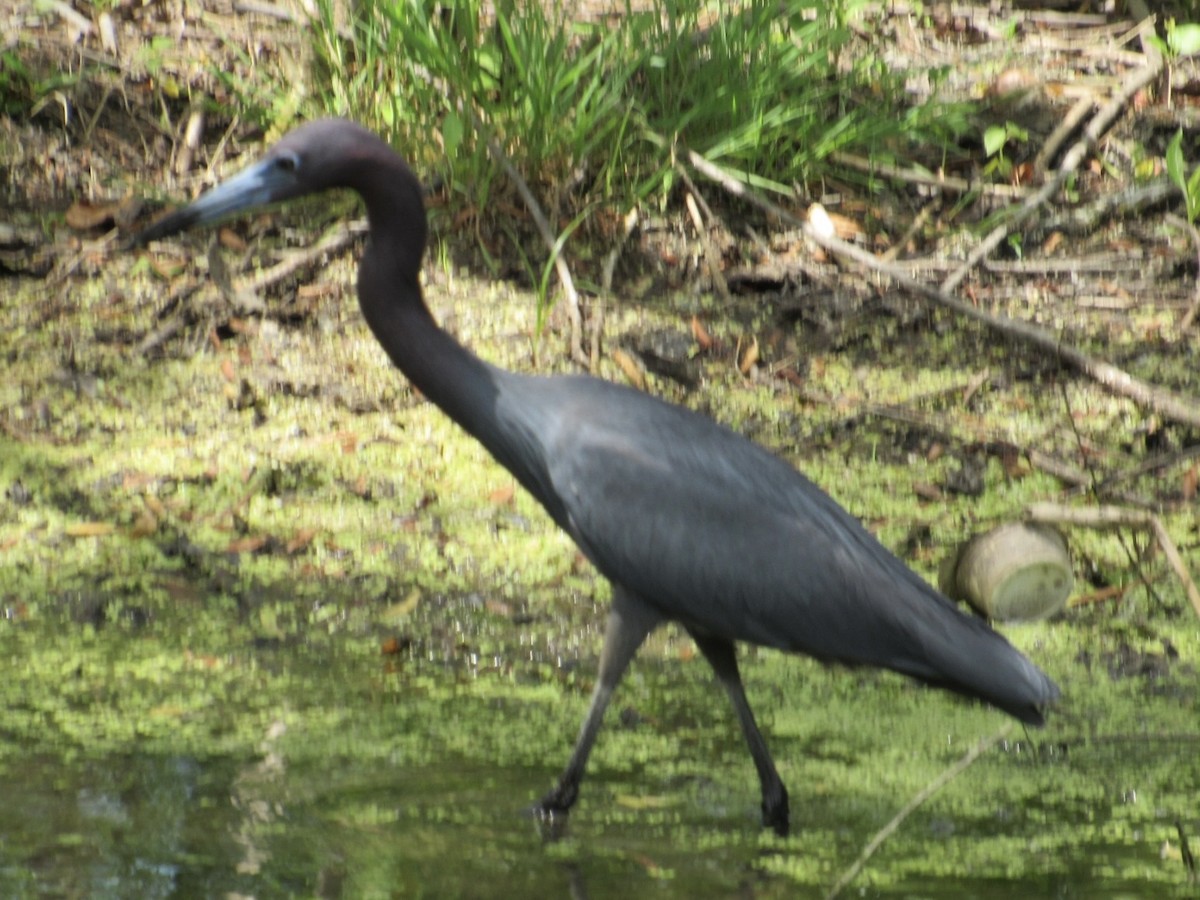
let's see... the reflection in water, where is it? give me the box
[0,630,1196,897]
[230,719,288,878]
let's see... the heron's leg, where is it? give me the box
[538,586,660,816]
[689,632,789,836]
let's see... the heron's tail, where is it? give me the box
[895,587,1060,725]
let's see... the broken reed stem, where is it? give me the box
[825,723,1015,900]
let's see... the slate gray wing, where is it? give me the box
[538,389,1056,723]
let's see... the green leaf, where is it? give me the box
[1188,166,1200,221]
[1168,23,1200,57]
[442,110,464,160]
[983,124,1008,158]
[1134,158,1158,181]
[1166,129,1186,194]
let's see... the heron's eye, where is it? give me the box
[274,152,299,173]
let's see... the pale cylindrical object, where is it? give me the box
[940,523,1073,621]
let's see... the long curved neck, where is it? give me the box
[354,173,502,445]
[361,269,501,436]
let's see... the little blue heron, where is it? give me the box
[136,119,1059,835]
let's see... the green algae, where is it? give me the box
[1,239,1198,896]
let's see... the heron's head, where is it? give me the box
[134,119,389,244]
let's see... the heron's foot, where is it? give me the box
[529,782,578,840]
[536,779,578,817]
[761,783,790,837]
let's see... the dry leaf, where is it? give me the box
[228,318,258,335]
[66,196,142,231]
[488,484,515,505]
[825,210,865,241]
[227,535,268,554]
[912,483,944,502]
[129,511,158,538]
[381,589,421,623]
[381,636,411,655]
[122,471,157,490]
[286,528,318,554]
[147,254,186,280]
[738,336,759,374]
[990,68,1037,97]
[65,522,115,538]
[1183,465,1198,502]
[217,226,247,252]
[611,348,645,389]
[776,367,804,388]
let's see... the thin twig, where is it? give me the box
[1035,178,1175,238]
[685,148,1200,431]
[242,219,365,293]
[1031,95,1095,176]
[941,45,1163,293]
[1079,442,1200,499]
[880,201,935,263]
[43,0,92,36]
[136,221,364,355]
[1026,502,1200,618]
[825,723,1015,900]
[595,208,639,371]
[833,152,1031,200]
[678,166,731,300]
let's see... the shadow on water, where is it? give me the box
[1,611,1197,899]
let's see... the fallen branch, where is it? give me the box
[832,151,1031,200]
[137,220,364,355]
[825,723,1015,900]
[1031,95,1095,176]
[1035,178,1175,238]
[243,219,365,294]
[685,149,1200,430]
[941,41,1163,293]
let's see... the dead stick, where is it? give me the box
[825,723,1015,900]
[833,151,1030,199]
[136,221,364,355]
[1031,95,1095,177]
[243,220,364,293]
[941,44,1162,293]
[687,147,1200,430]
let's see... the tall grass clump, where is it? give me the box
[306,0,959,258]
